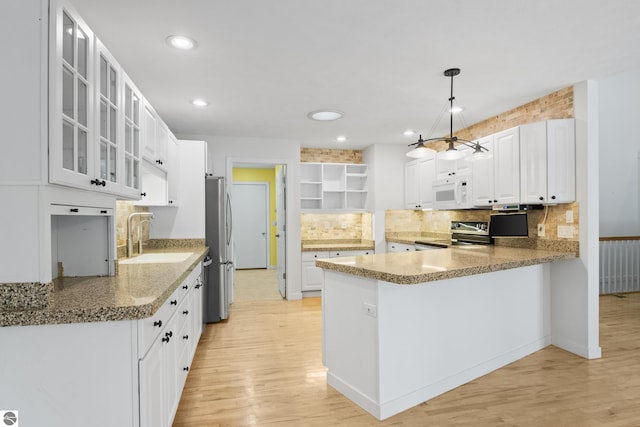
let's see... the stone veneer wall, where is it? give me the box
[427,86,574,152]
[301,213,372,241]
[115,201,151,258]
[300,148,362,163]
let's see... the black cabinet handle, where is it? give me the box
[182,285,188,290]
[100,210,107,214]
[551,195,556,200]
[183,335,189,340]
[169,200,174,204]
[140,192,147,197]
[153,320,162,328]
[70,208,79,213]
[183,310,189,315]
[539,196,544,201]
[162,336,170,343]
[90,179,106,186]
[165,331,173,338]
[183,366,189,372]
[156,159,164,165]
[170,300,177,306]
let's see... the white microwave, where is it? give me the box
[432,174,473,210]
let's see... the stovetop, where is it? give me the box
[451,221,493,245]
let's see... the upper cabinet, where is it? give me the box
[520,119,575,204]
[49,1,95,190]
[405,156,436,209]
[436,148,471,180]
[471,136,495,206]
[48,0,176,201]
[492,126,521,205]
[300,163,368,211]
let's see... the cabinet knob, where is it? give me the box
[100,210,107,214]
[165,331,173,338]
[170,300,177,306]
[153,320,162,328]
[162,336,170,343]
[183,335,189,340]
[169,200,174,204]
[90,179,106,187]
[183,366,189,372]
[182,285,188,290]
[140,192,147,197]
[551,195,556,200]
[183,310,189,315]
[539,196,544,201]
[70,208,79,213]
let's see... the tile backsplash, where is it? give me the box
[301,213,372,241]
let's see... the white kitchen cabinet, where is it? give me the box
[142,100,169,170]
[121,72,143,199]
[300,163,368,211]
[436,147,471,179]
[386,242,415,252]
[49,0,96,190]
[302,249,374,292]
[520,119,575,204]
[404,156,436,209]
[139,326,168,427]
[492,126,520,205]
[472,136,496,206]
[167,134,180,206]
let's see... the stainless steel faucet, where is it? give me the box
[127,212,154,257]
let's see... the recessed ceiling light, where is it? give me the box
[403,130,416,137]
[336,135,347,143]
[191,99,209,107]
[166,35,197,50]
[307,110,344,121]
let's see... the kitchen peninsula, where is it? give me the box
[317,246,576,420]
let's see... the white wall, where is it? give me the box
[177,134,303,299]
[363,144,408,253]
[598,70,640,236]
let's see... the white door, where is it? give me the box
[232,182,269,269]
[276,166,286,298]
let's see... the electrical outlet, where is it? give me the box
[566,210,574,223]
[558,225,575,238]
[363,303,377,317]
[537,223,546,237]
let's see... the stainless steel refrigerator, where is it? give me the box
[204,175,233,323]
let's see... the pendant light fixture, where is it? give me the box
[406,68,489,160]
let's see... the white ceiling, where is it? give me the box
[71,0,640,149]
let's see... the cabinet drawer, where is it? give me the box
[138,286,181,358]
[301,251,330,262]
[330,250,373,257]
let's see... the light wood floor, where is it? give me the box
[233,269,283,302]
[174,293,640,426]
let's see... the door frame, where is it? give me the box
[226,157,294,299]
[231,181,269,269]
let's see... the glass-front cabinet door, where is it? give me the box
[49,0,95,189]
[121,73,143,198]
[95,39,120,193]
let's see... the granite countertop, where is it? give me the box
[315,246,576,285]
[302,239,375,252]
[0,247,209,328]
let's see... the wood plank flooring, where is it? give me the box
[173,293,640,426]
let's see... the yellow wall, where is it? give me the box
[232,168,277,266]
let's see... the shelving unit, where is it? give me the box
[300,162,368,211]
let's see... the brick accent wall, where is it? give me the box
[300,148,362,164]
[428,86,574,151]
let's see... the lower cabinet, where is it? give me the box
[138,263,204,427]
[301,249,374,292]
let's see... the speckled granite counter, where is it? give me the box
[302,239,375,252]
[316,246,576,285]
[0,247,208,327]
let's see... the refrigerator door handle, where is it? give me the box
[203,256,213,267]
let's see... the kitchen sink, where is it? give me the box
[119,252,194,264]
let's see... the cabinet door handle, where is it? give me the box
[100,210,107,214]
[183,335,189,340]
[70,208,79,213]
[183,366,189,372]
[140,192,147,197]
[170,300,177,306]
[153,320,162,328]
[162,336,170,343]
[182,285,188,290]
[165,331,173,338]
[183,310,189,315]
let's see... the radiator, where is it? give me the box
[599,239,640,294]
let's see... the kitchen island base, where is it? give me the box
[323,264,551,420]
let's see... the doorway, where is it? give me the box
[232,182,269,269]
[230,161,288,300]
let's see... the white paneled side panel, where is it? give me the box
[599,239,640,294]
